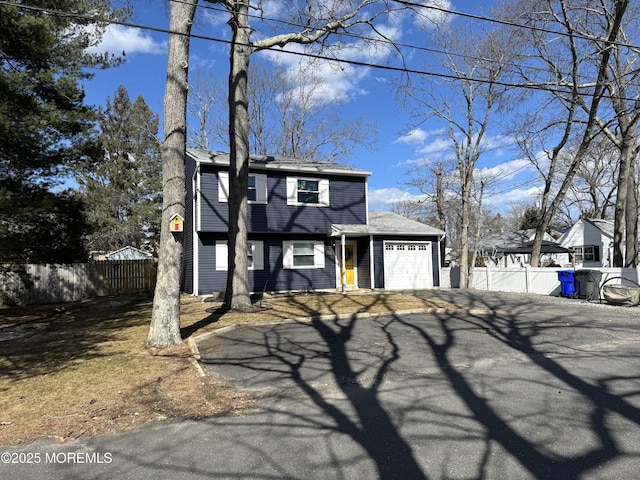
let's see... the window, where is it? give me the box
[573,245,599,262]
[297,179,319,204]
[292,242,315,266]
[218,172,267,204]
[286,177,329,206]
[247,175,257,202]
[283,240,326,269]
[216,240,264,270]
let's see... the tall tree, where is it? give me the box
[0,0,128,263]
[147,0,197,348]
[188,61,378,162]
[402,22,510,288]
[501,0,630,267]
[204,0,414,310]
[560,134,618,221]
[76,85,162,253]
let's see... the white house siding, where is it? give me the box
[559,221,611,267]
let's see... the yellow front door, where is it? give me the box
[340,243,356,286]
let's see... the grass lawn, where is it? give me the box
[0,291,452,446]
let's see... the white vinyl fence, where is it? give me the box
[441,266,640,296]
[1,261,157,306]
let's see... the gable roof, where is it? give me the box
[187,148,371,178]
[477,229,537,251]
[477,229,562,255]
[584,218,614,238]
[105,246,153,260]
[557,218,614,246]
[331,210,445,237]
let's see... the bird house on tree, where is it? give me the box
[170,214,184,233]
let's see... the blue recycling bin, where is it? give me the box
[557,270,576,297]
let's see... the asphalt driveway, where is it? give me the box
[193,290,640,479]
[3,290,640,479]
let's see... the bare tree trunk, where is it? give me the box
[459,166,473,289]
[147,0,197,347]
[468,180,486,286]
[624,148,638,266]
[530,0,630,267]
[614,140,632,266]
[224,3,252,310]
[435,163,447,265]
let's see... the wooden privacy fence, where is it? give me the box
[0,260,157,306]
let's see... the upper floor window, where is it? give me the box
[286,177,329,207]
[297,180,319,204]
[247,175,257,202]
[218,172,267,204]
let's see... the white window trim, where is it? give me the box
[286,177,330,207]
[218,171,268,204]
[216,240,264,271]
[283,240,326,269]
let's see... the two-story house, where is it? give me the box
[182,149,445,296]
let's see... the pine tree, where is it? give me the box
[0,0,128,263]
[77,85,162,253]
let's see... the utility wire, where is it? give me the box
[179,0,640,55]
[2,0,639,101]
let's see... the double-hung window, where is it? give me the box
[286,177,329,206]
[218,172,267,204]
[297,180,319,204]
[283,241,326,269]
[216,240,264,271]
[247,175,257,202]
[573,245,598,262]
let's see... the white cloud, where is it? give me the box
[88,25,166,56]
[258,5,414,109]
[396,128,429,144]
[419,137,452,155]
[409,0,454,30]
[484,186,542,208]
[477,158,533,182]
[368,187,425,208]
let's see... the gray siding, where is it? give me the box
[199,166,367,233]
[372,236,441,289]
[197,233,337,295]
[356,237,371,289]
[181,153,196,294]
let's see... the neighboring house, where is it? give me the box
[557,218,614,267]
[105,246,153,261]
[477,229,563,267]
[182,149,445,295]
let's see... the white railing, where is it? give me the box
[440,266,640,296]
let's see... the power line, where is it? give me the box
[174,0,640,83]
[2,0,639,101]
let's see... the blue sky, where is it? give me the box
[82,0,542,212]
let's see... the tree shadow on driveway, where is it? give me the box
[196,292,640,479]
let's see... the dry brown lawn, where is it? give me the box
[0,291,452,446]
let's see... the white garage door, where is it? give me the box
[383,242,433,290]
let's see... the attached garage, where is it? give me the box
[331,210,445,291]
[383,241,433,290]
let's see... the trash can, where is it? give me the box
[575,269,602,300]
[557,270,576,297]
